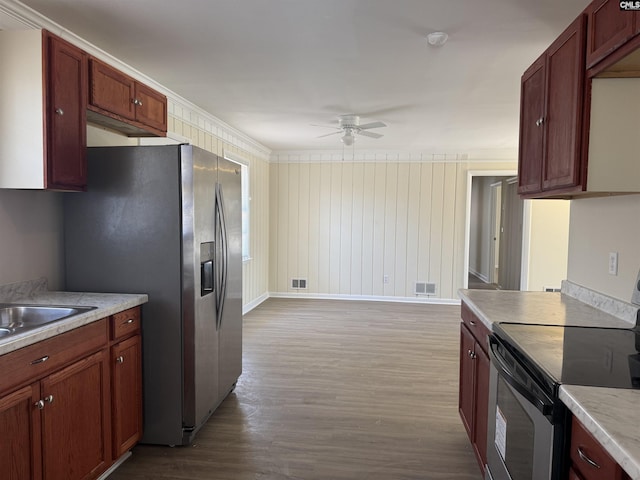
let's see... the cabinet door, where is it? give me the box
[587,0,636,68]
[0,384,42,480]
[89,57,136,121]
[472,345,489,471]
[41,350,110,480]
[458,323,475,438]
[112,335,142,458]
[45,33,87,190]
[542,15,586,192]
[135,83,167,133]
[569,466,585,480]
[517,54,545,195]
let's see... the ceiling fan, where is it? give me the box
[316,115,387,146]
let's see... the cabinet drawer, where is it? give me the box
[571,417,623,480]
[461,301,490,352]
[0,319,108,395]
[111,307,141,341]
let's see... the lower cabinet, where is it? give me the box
[0,306,143,480]
[458,302,491,474]
[111,334,143,458]
[569,416,630,480]
[41,351,110,480]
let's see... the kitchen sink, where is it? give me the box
[0,304,97,337]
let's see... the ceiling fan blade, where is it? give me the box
[358,131,383,139]
[317,131,342,138]
[358,121,386,130]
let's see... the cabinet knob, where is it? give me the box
[55,107,64,116]
[470,351,477,359]
[34,400,45,410]
[45,394,54,404]
[467,349,473,358]
[125,318,135,324]
[535,117,544,127]
[132,99,144,107]
[116,356,124,364]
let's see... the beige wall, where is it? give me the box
[269,158,515,301]
[567,195,640,302]
[525,200,570,291]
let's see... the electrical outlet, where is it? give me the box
[609,252,618,276]
[383,275,389,284]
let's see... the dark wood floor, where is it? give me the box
[108,298,481,480]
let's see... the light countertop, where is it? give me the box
[560,386,640,480]
[0,290,148,356]
[458,288,635,330]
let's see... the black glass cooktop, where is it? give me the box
[493,323,640,390]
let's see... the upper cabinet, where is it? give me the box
[88,57,167,137]
[518,2,640,198]
[0,30,87,190]
[0,29,167,191]
[586,0,639,69]
[517,16,586,197]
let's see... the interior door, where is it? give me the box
[498,179,523,290]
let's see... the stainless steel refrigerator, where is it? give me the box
[63,144,242,446]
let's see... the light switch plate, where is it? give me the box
[632,268,640,306]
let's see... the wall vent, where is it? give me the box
[291,278,308,289]
[543,286,561,293]
[415,282,436,295]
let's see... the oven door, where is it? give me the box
[486,337,563,480]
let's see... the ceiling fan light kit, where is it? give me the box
[315,114,386,144]
[427,31,448,46]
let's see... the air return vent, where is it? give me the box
[415,282,436,295]
[291,278,307,289]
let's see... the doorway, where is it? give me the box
[464,170,523,291]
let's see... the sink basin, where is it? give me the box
[0,304,97,336]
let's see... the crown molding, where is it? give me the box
[0,0,271,161]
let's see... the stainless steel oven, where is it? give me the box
[485,333,568,480]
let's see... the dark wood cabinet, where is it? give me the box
[110,307,143,459]
[88,57,167,136]
[0,306,144,480]
[41,351,110,480]
[0,384,42,480]
[586,0,638,69]
[569,416,630,480]
[517,55,545,195]
[517,15,586,197]
[45,32,88,190]
[458,302,490,475]
[0,29,87,190]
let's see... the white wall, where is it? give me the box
[269,156,516,301]
[567,195,640,302]
[525,200,570,291]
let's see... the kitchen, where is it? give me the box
[1,0,640,479]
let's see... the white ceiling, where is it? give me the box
[5,0,591,157]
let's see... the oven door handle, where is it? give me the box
[489,338,554,418]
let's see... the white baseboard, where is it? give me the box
[242,292,269,315]
[98,452,131,479]
[268,291,461,305]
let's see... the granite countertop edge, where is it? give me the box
[0,290,148,356]
[560,385,640,480]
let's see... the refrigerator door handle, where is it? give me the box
[215,183,229,330]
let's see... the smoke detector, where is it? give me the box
[427,31,448,46]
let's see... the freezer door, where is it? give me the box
[216,157,243,401]
[182,146,219,432]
